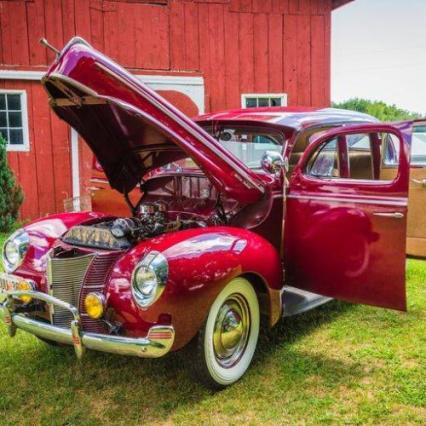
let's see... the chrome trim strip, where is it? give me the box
[372,211,404,219]
[0,290,174,359]
[13,314,75,345]
[287,193,408,207]
[131,251,168,310]
[1,229,29,274]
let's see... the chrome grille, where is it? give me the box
[47,252,94,328]
[78,252,121,333]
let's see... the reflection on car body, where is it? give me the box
[0,37,417,388]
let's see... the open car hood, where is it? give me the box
[42,37,265,203]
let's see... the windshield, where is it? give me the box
[203,125,284,169]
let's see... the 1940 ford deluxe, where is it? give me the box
[0,38,416,388]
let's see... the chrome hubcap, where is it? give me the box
[213,294,250,368]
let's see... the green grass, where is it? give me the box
[0,232,6,250]
[0,230,425,425]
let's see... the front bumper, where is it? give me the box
[0,289,175,359]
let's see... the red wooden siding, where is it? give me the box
[0,0,335,220]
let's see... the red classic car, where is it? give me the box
[0,38,414,388]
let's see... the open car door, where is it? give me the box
[381,121,426,257]
[285,122,412,311]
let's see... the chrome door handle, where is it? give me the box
[373,212,404,219]
[411,178,426,186]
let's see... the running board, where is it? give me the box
[282,286,332,317]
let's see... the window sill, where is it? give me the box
[6,145,30,153]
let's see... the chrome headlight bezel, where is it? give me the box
[131,251,168,309]
[1,229,29,273]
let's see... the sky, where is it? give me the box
[332,0,426,114]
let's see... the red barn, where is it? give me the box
[0,0,352,220]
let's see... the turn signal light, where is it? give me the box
[84,293,105,319]
[16,280,35,304]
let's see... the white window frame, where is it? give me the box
[0,89,30,152]
[241,93,288,109]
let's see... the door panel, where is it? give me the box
[381,122,426,257]
[284,123,412,311]
[404,168,426,256]
[407,169,426,239]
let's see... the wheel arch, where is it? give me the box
[109,226,283,350]
[240,272,282,328]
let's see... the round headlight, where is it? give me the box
[2,229,29,273]
[132,251,168,308]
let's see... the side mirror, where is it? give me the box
[261,151,287,176]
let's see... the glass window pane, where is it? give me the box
[347,133,370,149]
[383,133,400,166]
[8,111,22,127]
[0,112,7,127]
[245,98,257,108]
[0,94,5,110]
[307,138,340,178]
[7,94,21,110]
[205,125,283,169]
[270,98,282,106]
[258,98,269,107]
[347,133,373,180]
[411,128,426,165]
[9,128,23,145]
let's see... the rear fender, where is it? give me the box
[107,226,283,350]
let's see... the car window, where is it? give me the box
[306,132,402,183]
[383,133,400,166]
[384,126,426,167]
[411,125,426,166]
[203,125,284,169]
[347,133,374,180]
[348,132,403,181]
[348,133,370,149]
[306,138,339,178]
[288,126,334,173]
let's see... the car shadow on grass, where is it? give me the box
[259,299,355,350]
[250,299,364,379]
[0,300,365,423]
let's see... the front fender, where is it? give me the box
[107,226,282,350]
[16,212,107,282]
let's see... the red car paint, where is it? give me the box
[44,38,265,203]
[285,123,412,311]
[17,212,107,286]
[8,38,413,352]
[106,227,281,349]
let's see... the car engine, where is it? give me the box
[110,201,209,242]
[62,201,209,250]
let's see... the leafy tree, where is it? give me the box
[332,98,422,121]
[0,135,23,231]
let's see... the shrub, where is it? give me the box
[0,135,23,231]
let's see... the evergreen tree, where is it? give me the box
[0,135,23,231]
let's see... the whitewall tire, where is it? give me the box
[190,277,260,389]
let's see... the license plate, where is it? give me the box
[0,272,32,292]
